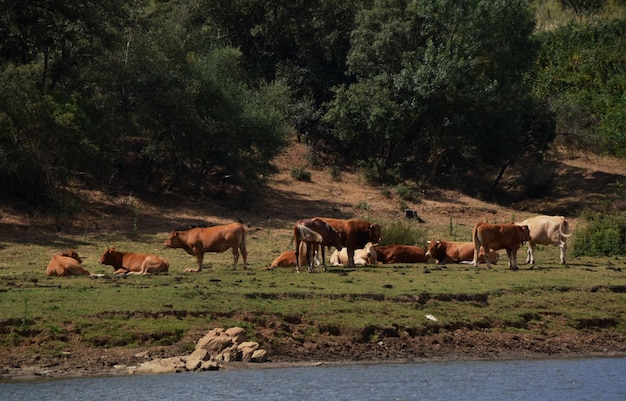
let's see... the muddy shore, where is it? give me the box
[3,328,625,381]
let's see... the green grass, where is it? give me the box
[1,226,625,351]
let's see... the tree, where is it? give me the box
[0,0,291,208]
[533,17,626,156]
[324,0,554,192]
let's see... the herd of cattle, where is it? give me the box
[46,215,572,277]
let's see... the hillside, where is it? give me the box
[1,138,626,244]
[1,138,626,381]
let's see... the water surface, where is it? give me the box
[2,357,625,401]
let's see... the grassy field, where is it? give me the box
[1,222,625,362]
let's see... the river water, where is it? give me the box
[2,357,625,401]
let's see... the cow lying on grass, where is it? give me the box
[426,240,499,265]
[375,244,430,264]
[330,242,377,266]
[47,249,92,277]
[99,247,169,275]
[269,243,321,269]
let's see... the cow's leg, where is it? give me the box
[559,240,567,264]
[321,246,327,272]
[347,247,356,267]
[473,242,481,267]
[307,243,318,273]
[185,251,204,272]
[506,249,518,270]
[231,247,239,270]
[295,239,302,273]
[140,260,150,275]
[526,242,535,264]
[240,243,248,269]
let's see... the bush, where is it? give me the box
[381,219,428,246]
[571,212,626,257]
[394,183,422,203]
[291,167,312,182]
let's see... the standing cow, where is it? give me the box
[99,247,169,275]
[294,218,343,272]
[164,222,247,272]
[472,223,531,270]
[515,215,572,265]
[315,217,382,267]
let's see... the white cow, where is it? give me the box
[515,215,572,265]
[330,242,377,266]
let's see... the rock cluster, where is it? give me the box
[124,327,268,375]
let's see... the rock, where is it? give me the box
[130,326,267,375]
[251,349,268,363]
[185,349,211,371]
[134,351,150,359]
[201,336,234,353]
[225,327,247,344]
[216,344,240,362]
[135,357,185,374]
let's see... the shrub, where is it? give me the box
[571,212,626,257]
[329,165,342,182]
[381,219,428,246]
[291,167,311,182]
[394,183,422,203]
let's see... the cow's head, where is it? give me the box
[62,249,83,263]
[425,240,442,258]
[164,231,182,248]
[368,224,382,243]
[99,247,116,265]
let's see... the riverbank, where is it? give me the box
[3,327,625,381]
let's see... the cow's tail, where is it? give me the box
[559,217,573,238]
[297,224,323,244]
[472,223,482,246]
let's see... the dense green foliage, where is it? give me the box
[324,0,553,188]
[571,212,626,256]
[0,0,624,209]
[534,16,626,155]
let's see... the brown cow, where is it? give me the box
[330,242,377,266]
[47,249,92,277]
[426,240,499,265]
[315,217,382,267]
[375,244,430,264]
[472,223,531,270]
[164,222,247,272]
[99,247,169,275]
[294,218,343,272]
[515,215,573,265]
